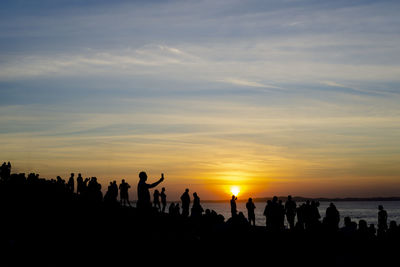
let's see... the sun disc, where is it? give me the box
[231,186,240,197]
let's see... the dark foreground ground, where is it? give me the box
[0,174,398,267]
[0,200,398,267]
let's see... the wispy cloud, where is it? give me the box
[320,81,349,88]
[218,78,282,89]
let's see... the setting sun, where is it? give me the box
[231,186,240,197]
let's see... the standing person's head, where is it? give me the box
[139,172,147,181]
[288,195,292,201]
[162,187,165,192]
[232,195,236,200]
[248,197,252,202]
[185,188,189,193]
[122,179,125,183]
[378,205,383,211]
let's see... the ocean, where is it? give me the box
[198,200,400,227]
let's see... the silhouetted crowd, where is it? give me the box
[0,161,398,236]
[258,194,396,241]
[0,162,399,266]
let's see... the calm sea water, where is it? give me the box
[199,201,400,227]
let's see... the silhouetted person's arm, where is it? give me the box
[147,174,164,189]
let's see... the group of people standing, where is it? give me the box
[1,162,393,233]
[228,194,391,233]
[103,172,394,234]
[136,172,206,218]
[0,162,11,179]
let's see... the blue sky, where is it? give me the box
[1,0,400,200]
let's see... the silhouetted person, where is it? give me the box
[76,173,83,195]
[104,181,117,204]
[357,219,369,241]
[87,177,102,203]
[27,172,39,183]
[278,200,285,229]
[246,198,256,226]
[341,216,357,238]
[0,162,6,179]
[153,189,161,211]
[111,180,118,199]
[303,200,312,229]
[0,162,11,180]
[119,179,131,207]
[83,177,90,196]
[387,221,398,240]
[6,162,11,178]
[67,173,74,194]
[175,203,180,215]
[296,203,305,228]
[267,196,281,231]
[263,200,272,228]
[285,195,296,229]
[325,202,340,231]
[180,188,190,217]
[137,172,164,211]
[169,202,176,215]
[368,224,376,238]
[56,176,66,189]
[230,195,238,217]
[191,192,203,218]
[378,205,388,231]
[161,187,167,213]
[309,200,321,229]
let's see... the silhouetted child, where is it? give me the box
[246,198,256,226]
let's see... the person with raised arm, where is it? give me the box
[137,172,164,211]
[230,195,238,217]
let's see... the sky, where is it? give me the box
[1,0,400,201]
